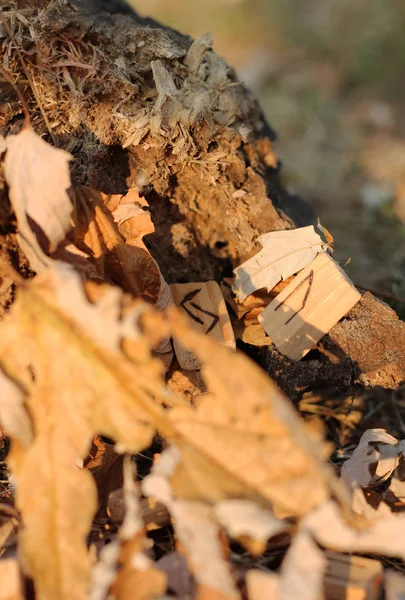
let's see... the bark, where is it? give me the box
[1,0,404,397]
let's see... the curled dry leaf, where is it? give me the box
[102,189,154,245]
[70,186,161,304]
[0,263,173,600]
[100,187,174,350]
[4,127,72,272]
[341,429,405,489]
[232,226,327,301]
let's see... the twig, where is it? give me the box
[0,64,30,123]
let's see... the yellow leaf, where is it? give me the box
[0,264,173,600]
[4,127,72,272]
[10,437,96,600]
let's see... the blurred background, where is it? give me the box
[133,0,405,305]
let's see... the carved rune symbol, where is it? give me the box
[274,270,314,325]
[180,288,219,334]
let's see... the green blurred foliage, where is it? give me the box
[263,0,405,99]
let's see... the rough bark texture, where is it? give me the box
[1,0,404,398]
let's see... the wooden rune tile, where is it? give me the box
[170,281,236,370]
[258,252,361,361]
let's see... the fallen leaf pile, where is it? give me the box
[0,123,404,600]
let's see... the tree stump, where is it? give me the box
[1,0,404,398]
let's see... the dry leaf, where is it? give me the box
[110,457,166,600]
[221,277,287,321]
[143,447,240,600]
[304,500,405,561]
[239,322,272,347]
[0,264,172,600]
[214,500,287,555]
[341,429,405,489]
[84,437,124,520]
[316,219,334,249]
[278,529,326,600]
[103,190,155,245]
[4,127,72,272]
[158,311,347,518]
[0,558,24,600]
[0,369,32,447]
[70,186,161,303]
[101,188,175,325]
[232,226,327,301]
[246,570,279,600]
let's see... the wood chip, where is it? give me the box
[324,552,383,600]
[258,252,360,360]
[170,281,236,370]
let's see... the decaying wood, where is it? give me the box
[324,552,383,600]
[0,0,404,396]
[259,253,361,361]
[170,281,235,370]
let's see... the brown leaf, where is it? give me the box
[70,187,161,303]
[9,433,96,600]
[84,437,124,520]
[4,127,72,272]
[104,190,155,244]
